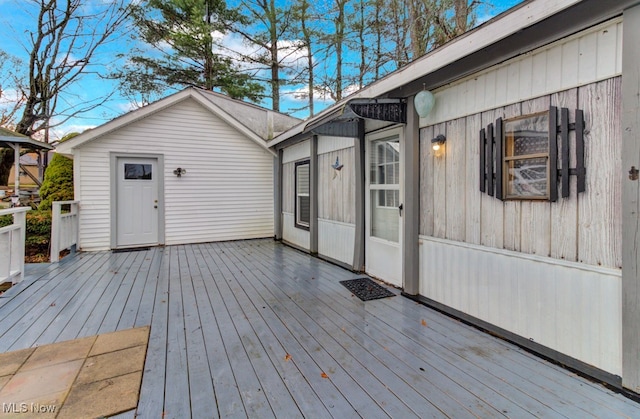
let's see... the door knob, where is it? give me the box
[398,203,403,216]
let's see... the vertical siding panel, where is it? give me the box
[578,31,598,85]
[465,114,482,245]
[560,38,580,89]
[480,109,503,249]
[494,66,509,107]
[317,154,328,220]
[502,104,523,252]
[615,22,623,75]
[578,78,622,268]
[474,73,487,114]
[518,55,533,101]
[506,62,520,105]
[420,126,435,236]
[550,89,579,262]
[520,96,552,256]
[546,45,563,94]
[445,118,466,242]
[596,24,617,80]
[282,162,294,214]
[531,50,548,98]
[433,123,447,239]
[484,70,497,113]
[346,147,356,224]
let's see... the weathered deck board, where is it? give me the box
[1,239,639,419]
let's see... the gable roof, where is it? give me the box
[268,0,632,148]
[56,87,300,156]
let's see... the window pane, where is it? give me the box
[296,163,309,194]
[124,164,152,180]
[295,161,310,227]
[371,190,399,242]
[506,157,548,197]
[298,196,310,225]
[370,137,399,186]
[505,112,549,157]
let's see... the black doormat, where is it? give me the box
[339,277,395,301]
[112,247,151,253]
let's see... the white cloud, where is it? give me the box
[212,31,309,73]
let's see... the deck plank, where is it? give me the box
[177,245,218,417]
[190,244,248,417]
[98,250,149,334]
[136,247,170,419]
[0,252,115,351]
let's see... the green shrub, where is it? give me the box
[0,214,12,228]
[39,154,74,211]
[26,210,51,258]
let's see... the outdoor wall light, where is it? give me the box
[414,86,435,118]
[173,167,187,177]
[431,135,446,151]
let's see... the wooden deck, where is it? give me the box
[1,239,639,418]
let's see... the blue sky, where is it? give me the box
[0,0,523,139]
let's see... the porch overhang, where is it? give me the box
[304,99,406,138]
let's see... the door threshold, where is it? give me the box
[112,246,151,253]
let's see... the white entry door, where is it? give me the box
[116,157,159,247]
[365,129,403,286]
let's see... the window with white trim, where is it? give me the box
[295,160,310,230]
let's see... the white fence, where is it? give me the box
[51,201,79,263]
[0,207,29,284]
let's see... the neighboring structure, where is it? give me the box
[56,87,299,251]
[270,0,640,394]
[0,127,54,199]
[8,153,41,188]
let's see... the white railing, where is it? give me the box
[0,207,29,284]
[51,201,79,263]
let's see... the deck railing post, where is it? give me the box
[50,200,80,263]
[51,202,61,263]
[0,207,29,284]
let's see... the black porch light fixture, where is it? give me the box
[431,134,446,151]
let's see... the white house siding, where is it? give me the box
[282,140,310,249]
[420,18,623,128]
[417,19,624,376]
[419,236,622,376]
[317,136,356,265]
[76,98,274,250]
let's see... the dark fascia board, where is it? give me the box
[387,0,636,99]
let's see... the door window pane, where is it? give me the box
[370,136,400,242]
[124,164,152,180]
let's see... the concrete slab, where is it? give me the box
[76,345,146,386]
[57,371,143,419]
[0,375,11,393]
[21,336,95,372]
[89,326,149,357]
[0,347,35,377]
[0,359,82,403]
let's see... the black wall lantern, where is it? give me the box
[173,167,187,177]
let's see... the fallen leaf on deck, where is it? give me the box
[285,354,292,361]
[421,319,427,327]
[321,372,329,379]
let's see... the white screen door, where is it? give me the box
[365,129,403,286]
[116,157,159,247]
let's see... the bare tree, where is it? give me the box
[0,51,27,127]
[13,0,130,137]
[0,0,130,186]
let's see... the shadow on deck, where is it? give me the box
[1,239,638,418]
